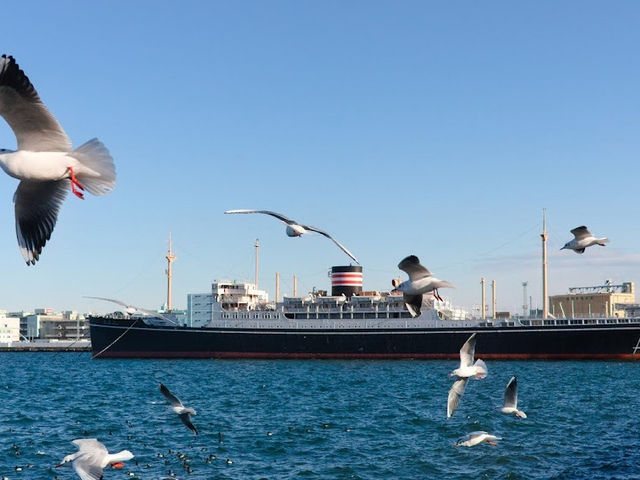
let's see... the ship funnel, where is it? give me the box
[331,266,363,297]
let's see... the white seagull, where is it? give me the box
[500,376,527,418]
[160,383,198,435]
[395,255,454,317]
[561,226,609,254]
[0,55,116,265]
[225,209,359,264]
[455,431,501,447]
[84,296,178,325]
[447,333,487,419]
[56,438,133,480]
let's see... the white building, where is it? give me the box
[0,312,20,344]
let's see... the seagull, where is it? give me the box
[84,296,178,325]
[455,431,501,447]
[56,438,133,480]
[395,255,454,316]
[0,55,116,265]
[447,333,487,419]
[159,383,198,435]
[225,209,359,263]
[561,226,609,254]
[500,376,527,418]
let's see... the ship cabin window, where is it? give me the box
[543,320,555,326]
[365,313,377,319]
[584,319,596,324]
[556,319,568,325]
[570,319,581,325]
[353,313,364,319]
[390,312,400,318]
[318,313,328,319]
[329,313,341,319]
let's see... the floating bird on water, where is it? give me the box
[159,383,198,435]
[0,55,116,265]
[395,255,454,316]
[56,438,133,480]
[84,296,178,324]
[224,209,359,264]
[447,333,487,419]
[500,376,527,418]
[455,431,501,447]
[561,226,609,254]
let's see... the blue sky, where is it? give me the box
[1,1,639,315]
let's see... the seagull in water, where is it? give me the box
[84,296,178,325]
[447,333,487,419]
[225,209,359,264]
[56,438,133,480]
[160,383,198,435]
[561,226,609,254]
[500,376,527,418]
[0,55,116,265]
[455,431,501,447]
[395,255,454,317]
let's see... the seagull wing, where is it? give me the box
[71,439,107,480]
[403,293,423,317]
[179,412,198,435]
[302,225,359,263]
[570,226,591,240]
[0,55,71,151]
[159,383,183,408]
[14,179,68,265]
[398,255,432,281]
[84,296,178,325]
[225,209,295,224]
[447,377,468,418]
[503,376,518,409]
[459,333,477,367]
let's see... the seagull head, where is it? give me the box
[285,224,305,237]
[55,455,74,468]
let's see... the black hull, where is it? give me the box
[88,317,640,360]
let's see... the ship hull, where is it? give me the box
[89,317,640,360]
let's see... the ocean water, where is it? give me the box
[1,353,639,480]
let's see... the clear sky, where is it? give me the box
[1,1,639,316]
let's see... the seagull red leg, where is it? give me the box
[67,166,85,199]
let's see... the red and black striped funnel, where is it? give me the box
[331,266,363,297]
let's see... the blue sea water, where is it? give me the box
[1,353,639,480]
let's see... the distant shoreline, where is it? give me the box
[0,343,91,352]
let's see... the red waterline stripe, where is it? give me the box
[94,351,640,360]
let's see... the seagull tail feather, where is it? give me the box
[68,138,116,196]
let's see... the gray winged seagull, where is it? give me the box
[84,296,178,325]
[225,209,359,263]
[56,438,133,480]
[455,431,501,447]
[159,383,198,435]
[447,333,487,418]
[0,55,116,265]
[561,226,609,254]
[500,376,527,418]
[395,255,454,317]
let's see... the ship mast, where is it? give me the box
[541,209,548,319]
[254,238,260,289]
[165,233,177,312]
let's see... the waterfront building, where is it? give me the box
[24,310,88,341]
[549,280,635,318]
[0,313,20,344]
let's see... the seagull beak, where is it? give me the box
[55,463,64,468]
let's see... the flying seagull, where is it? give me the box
[395,255,454,316]
[225,209,359,263]
[561,226,609,254]
[0,55,116,265]
[447,333,487,419]
[84,296,178,325]
[56,438,133,480]
[500,376,527,418]
[160,383,198,435]
[455,431,501,447]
